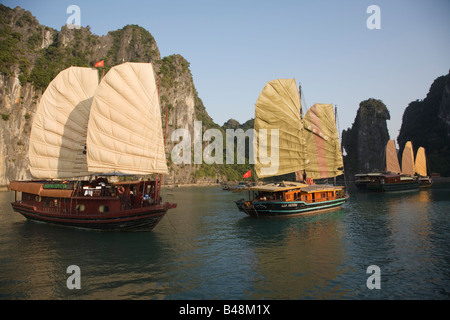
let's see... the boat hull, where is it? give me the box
[8,179,176,231]
[419,178,433,188]
[365,180,420,192]
[11,202,173,231]
[354,172,421,192]
[235,197,347,218]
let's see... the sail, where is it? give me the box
[254,78,305,178]
[28,67,99,179]
[385,140,401,173]
[415,147,427,177]
[303,103,344,179]
[87,62,168,175]
[401,141,415,176]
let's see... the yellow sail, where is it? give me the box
[401,141,415,176]
[87,63,168,175]
[254,79,305,178]
[385,140,401,173]
[415,147,427,177]
[303,103,344,179]
[28,67,99,179]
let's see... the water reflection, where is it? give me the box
[234,209,348,299]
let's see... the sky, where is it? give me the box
[2,0,449,141]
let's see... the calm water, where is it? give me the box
[1,183,450,300]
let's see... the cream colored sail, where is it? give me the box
[303,104,344,179]
[87,62,168,175]
[415,147,427,177]
[385,140,401,173]
[28,67,99,179]
[401,141,415,176]
[254,78,305,178]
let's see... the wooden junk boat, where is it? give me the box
[415,146,433,187]
[235,79,348,217]
[354,140,429,192]
[8,63,176,231]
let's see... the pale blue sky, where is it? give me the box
[2,0,449,140]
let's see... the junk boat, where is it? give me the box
[8,63,176,231]
[235,78,348,217]
[355,140,423,192]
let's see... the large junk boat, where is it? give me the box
[355,140,422,192]
[235,79,348,217]
[8,63,176,231]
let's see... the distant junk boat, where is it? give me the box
[415,146,433,187]
[354,139,431,192]
[8,63,176,231]
[235,79,348,218]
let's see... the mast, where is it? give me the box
[155,74,169,204]
[156,73,170,205]
[298,82,303,117]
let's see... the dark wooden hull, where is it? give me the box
[235,197,347,218]
[8,179,176,232]
[419,178,433,188]
[365,180,420,192]
[354,173,421,193]
[11,201,174,231]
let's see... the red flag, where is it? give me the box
[95,60,104,68]
[243,170,251,179]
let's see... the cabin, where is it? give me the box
[8,179,161,216]
[251,182,345,204]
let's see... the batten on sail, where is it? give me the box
[415,147,427,177]
[303,103,343,179]
[254,78,305,178]
[385,140,401,174]
[87,62,168,175]
[401,141,415,176]
[28,67,99,179]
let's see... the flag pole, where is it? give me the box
[95,60,105,79]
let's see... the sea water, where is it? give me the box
[1,183,449,300]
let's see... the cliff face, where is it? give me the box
[0,5,219,185]
[341,98,390,178]
[398,71,450,176]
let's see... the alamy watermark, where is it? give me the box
[366,5,381,30]
[62,3,379,174]
[66,5,81,29]
[366,265,381,289]
[66,265,81,289]
[170,121,280,176]
[64,264,381,291]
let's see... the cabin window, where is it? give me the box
[99,205,110,213]
[35,196,41,202]
[76,204,85,212]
